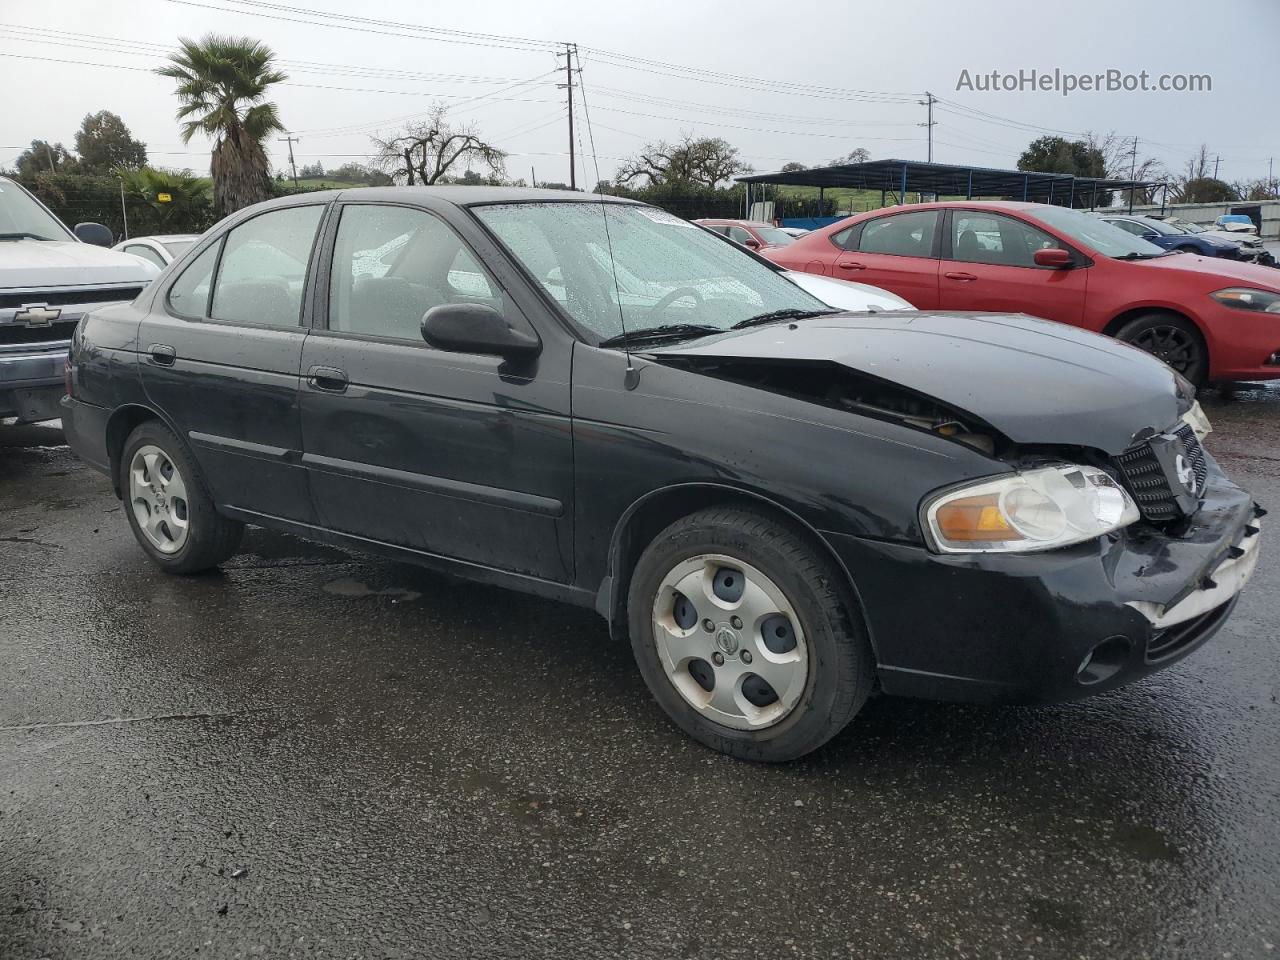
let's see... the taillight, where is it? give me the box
[63,356,74,398]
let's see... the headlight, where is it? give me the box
[1211,287,1280,313]
[924,465,1139,554]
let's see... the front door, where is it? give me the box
[299,201,574,582]
[832,209,942,308]
[139,203,327,522]
[938,209,1088,326]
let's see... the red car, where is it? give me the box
[766,200,1280,385]
[694,219,797,252]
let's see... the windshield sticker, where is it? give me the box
[636,208,697,228]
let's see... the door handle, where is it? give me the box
[944,271,977,282]
[148,343,176,365]
[837,261,866,271]
[307,365,349,393]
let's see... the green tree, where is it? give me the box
[157,34,287,217]
[74,111,147,173]
[1017,135,1105,177]
[13,140,78,178]
[118,167,213,232]
[1177,177,1239,204]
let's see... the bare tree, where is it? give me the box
[616,135,748,189]
[826,148,870,166]
[373,104,506,185]
[1082,131,1166,204]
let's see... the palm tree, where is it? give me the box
[157,35,286,217]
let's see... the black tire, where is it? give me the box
[1114,312,1208,387]
[119,420,244,574]
[626,506,874,762]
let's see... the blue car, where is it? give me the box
[1099,214,1243,258]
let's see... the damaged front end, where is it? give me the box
[645,341,1262,702]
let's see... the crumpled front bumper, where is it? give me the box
[821,460,1262,705]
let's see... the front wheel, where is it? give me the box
[120,420,244,574]
[1114,312,1208,387]
[626,506,874,762]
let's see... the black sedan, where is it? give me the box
[61,187,1263,761]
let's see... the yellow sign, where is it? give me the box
[157,192,172,203]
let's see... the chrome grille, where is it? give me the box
[0,286,144,309]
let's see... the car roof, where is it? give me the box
[265,185,642,209]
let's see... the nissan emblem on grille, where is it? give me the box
[1116,424,1207,521]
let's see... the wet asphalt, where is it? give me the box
[1,386,1278,960]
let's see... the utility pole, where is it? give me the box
[44,143,56,174]
[1129,136,1138,179]
[1269,157,1275,196]
[918,91,936,163]
[531,165,537,189]
[1213,154,1221,180]
[117,175,129,241]
[556,43,576,190]
[278,134,301,188]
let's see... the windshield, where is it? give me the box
[0,179,74,241]
[160,239,196,257]
[752,226,795,246]
[1033,205,1166,258]
[1166,218,1204,234]
[474,202,829,340]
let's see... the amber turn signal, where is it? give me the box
[933,494,1024,543]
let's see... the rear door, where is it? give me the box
[140,203,327,522]
[298,200,574,582]
[831,209,941,308]
[938,209,1088,326]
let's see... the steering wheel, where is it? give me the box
[647,286,704,321]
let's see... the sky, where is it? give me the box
[2,0,1279,188]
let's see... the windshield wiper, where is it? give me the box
[731,307,839,330]
[597,323,723,348]
[0,231,54,241]
[1112,252,1167,261]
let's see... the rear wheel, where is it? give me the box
[1114,313,1208,387]
[120,421,244,573]
[627,506,874,762]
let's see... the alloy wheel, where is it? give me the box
[651,553,809,731]
[128,444,190,554]
[1130,324,1199,376]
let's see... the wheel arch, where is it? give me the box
[104,403,181,498]
[598,482,877,657]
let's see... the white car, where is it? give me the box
[112,234,202,270]
[783,270,914,312]
[1,176,158,423]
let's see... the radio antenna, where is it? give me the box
[573,44,635,384]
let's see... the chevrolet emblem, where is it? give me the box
[14,304,61,326]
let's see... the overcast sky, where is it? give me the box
[3,0,1278,187]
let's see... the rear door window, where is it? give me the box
[209,206,324,327]
[857,211,938,257]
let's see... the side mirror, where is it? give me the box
[74,222,114,247]
[1033,247,1073,268]
[743,237,761,250]
[1142,232,1160,240]
[421,302,540,358]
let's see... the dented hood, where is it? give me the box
[648,311,1185,455]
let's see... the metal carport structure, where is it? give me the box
[736,158,1166,215]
